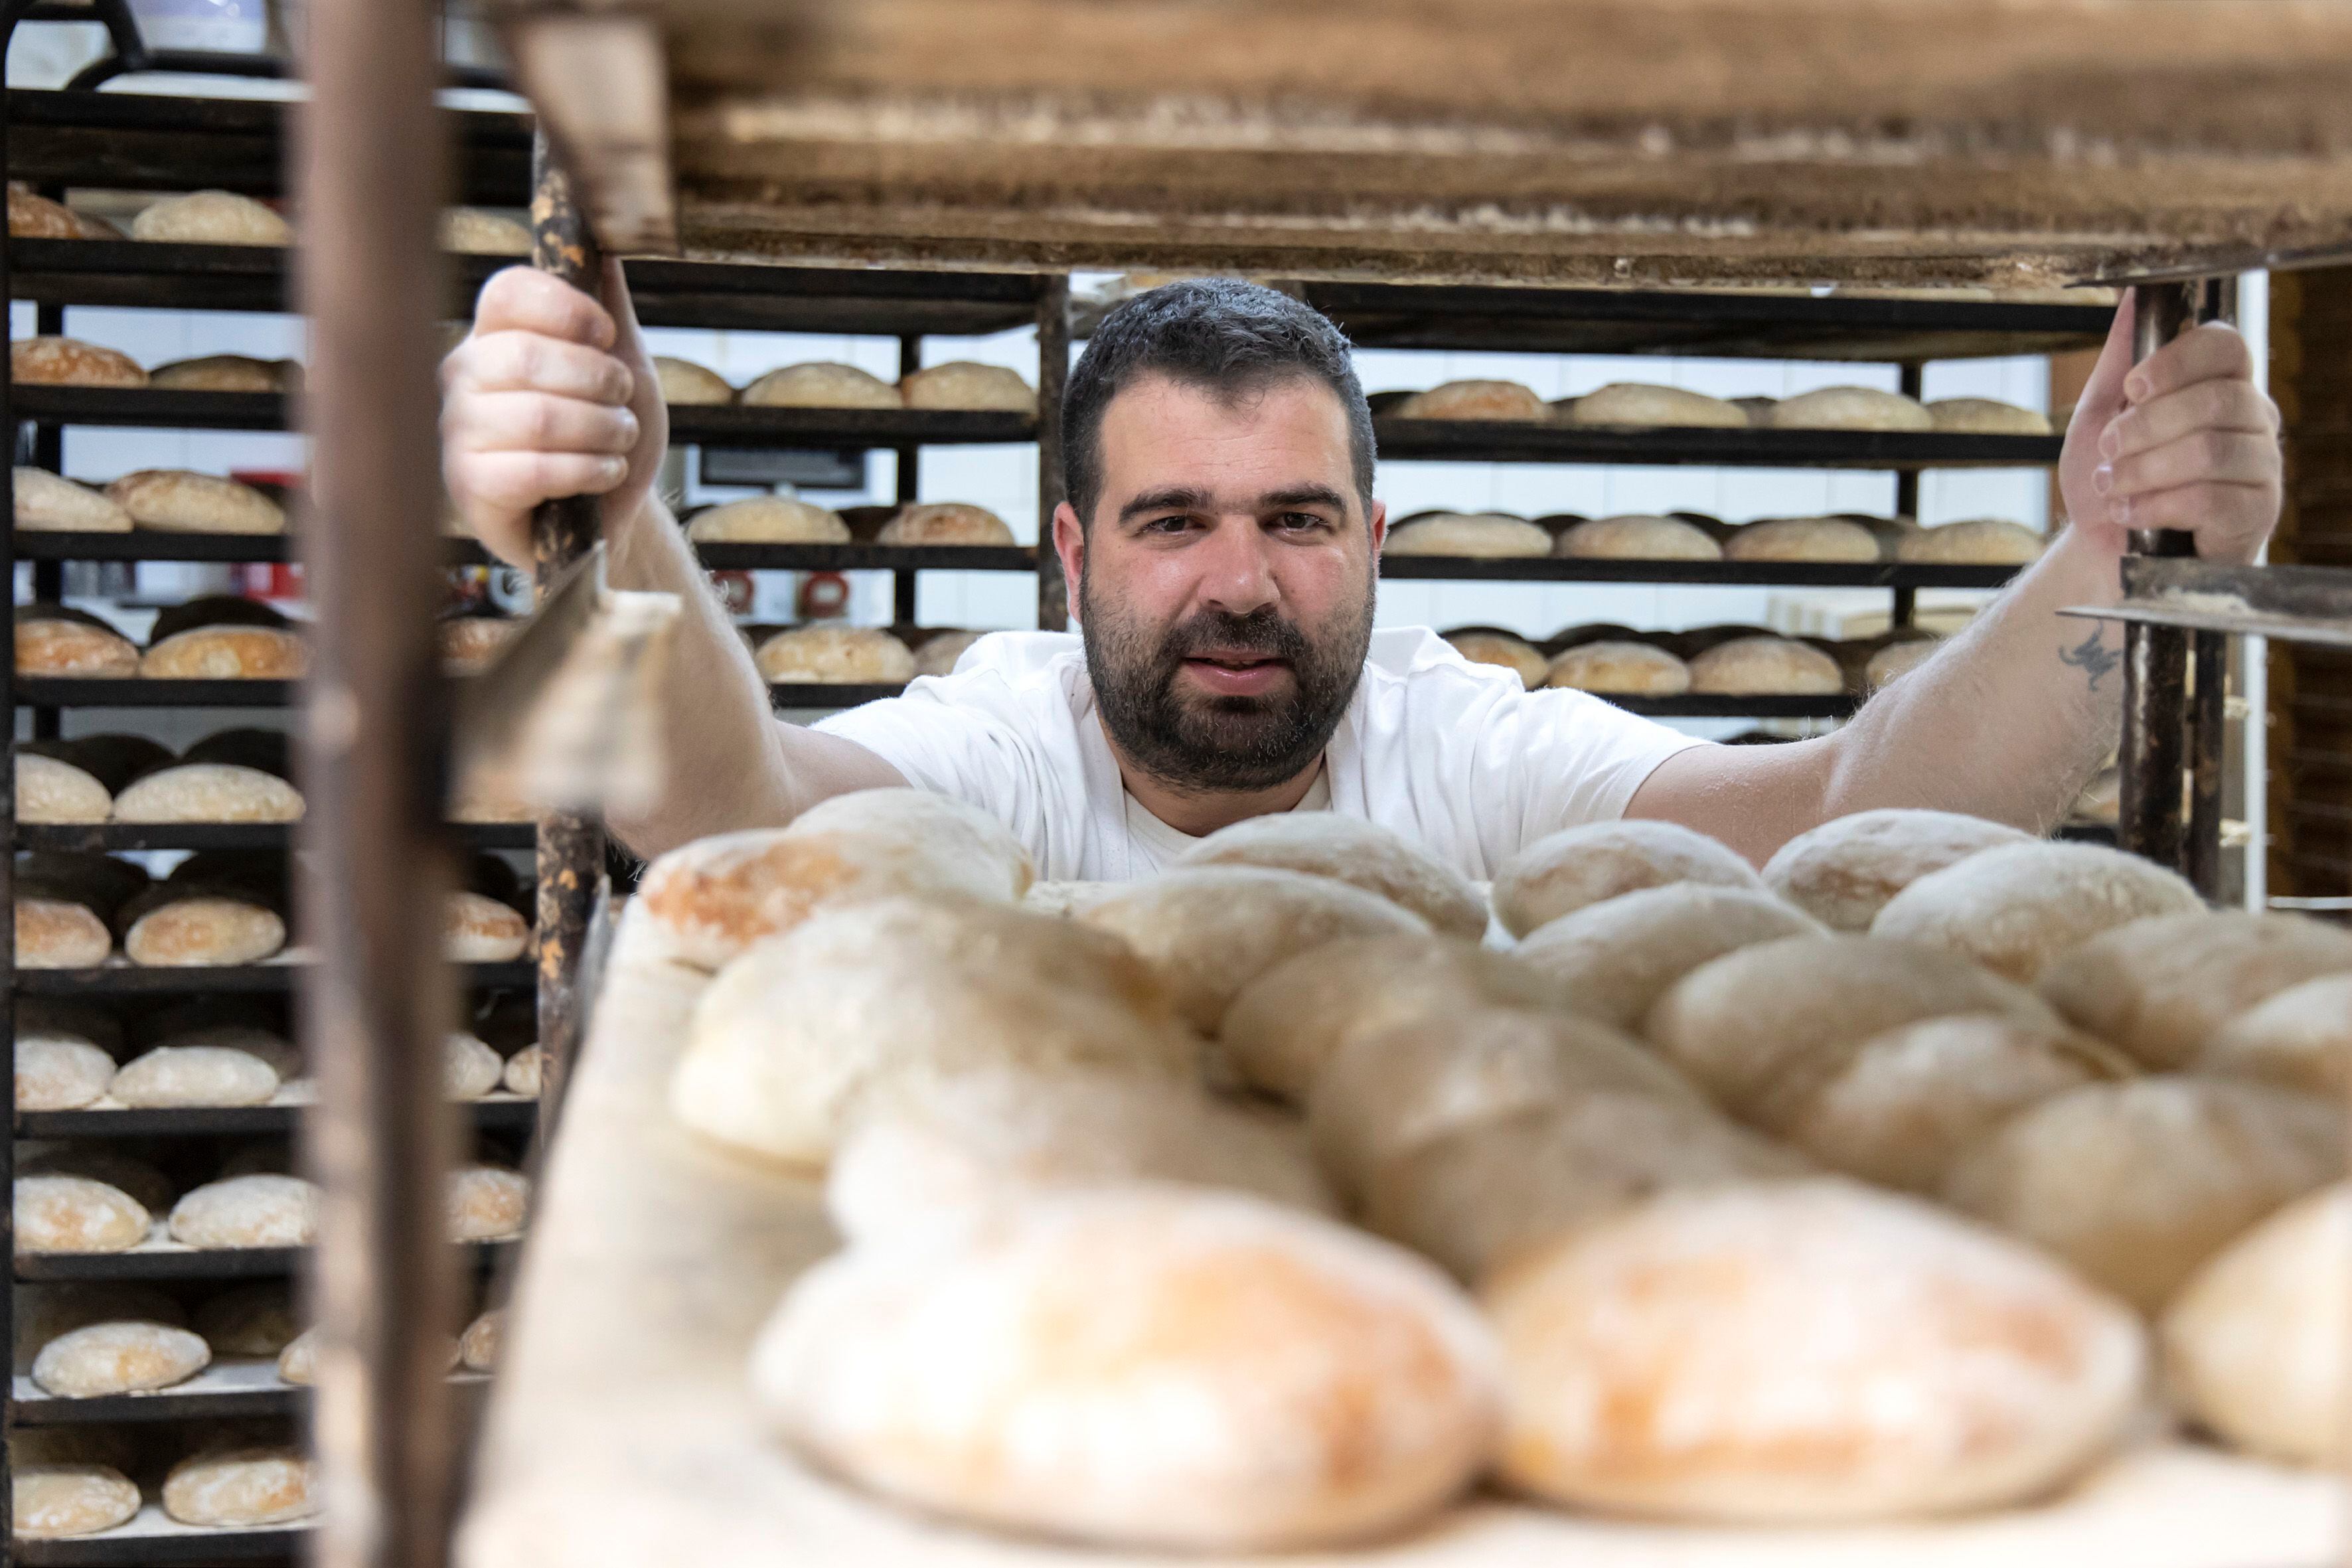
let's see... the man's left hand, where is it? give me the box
[2059,294,2282,566]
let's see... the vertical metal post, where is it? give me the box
[2118,281,2199,872]
[892,335,921,627]
[526,131,607,1132]
[2187,631,2228,896]
[1034,274,1072,631]
[1892,362,1922,625]
[1,17,19,1533]
[293,0,459,1559]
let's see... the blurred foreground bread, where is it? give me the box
[753,1187,1502,1551]
[1761,807,2035,931]
[447,1164,529,1241]
[439,206,532,255]
[132,190,289,246]
[446,892,528,963]
[740,361,899,408]
[1723,515,1881,562]
[105,470,283,535]
[11,336,145,388]
[1871,840,2205,981]
[1764,384,1932,431]
[1687,634,1843,694]
[1543,639,1690,694]
[753,626,915,684]
[1382,512,1549,557]
[2035,911,2352,1069]
[874,501,1015,546]
[1395,378,1545,420]
[1513,882,1822,1029]
[16,605,137,677]
[684,497,847,543]
[653,356,735,406]
[1553,514,1721,560]
[896,360,1034,411]
[14,468,131,532]
[1492,819,1764,938]
[1485,1180,2145,1522]
[1895,517,2045,564]
[1563,382,1745,428]
[1178,813,1486,938]
[2197,972,2352,1095]
[1442,629,1546,687]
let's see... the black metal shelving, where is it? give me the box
[17,1098,536,1140]
[12,1367,494,1428]
[15,963,535,996]
[13,1519,313,1567]
[16,822,532,852]
[14,1238,518,1284]
[1370,418,2060,469]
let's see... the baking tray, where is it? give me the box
[457,907,2337,1568]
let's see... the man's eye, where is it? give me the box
[1145,514,1193,534]
[1277,512,1327,531]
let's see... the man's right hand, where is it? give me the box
[439,258,668,569]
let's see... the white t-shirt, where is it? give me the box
[815,628,1708,883]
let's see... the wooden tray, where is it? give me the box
[458,906,2342,1567]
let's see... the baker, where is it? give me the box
[440,268,2280,878]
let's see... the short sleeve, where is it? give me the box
[812,683,1042,819]
[1467,686,1712,863]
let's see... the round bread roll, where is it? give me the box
[1687,634,1845,695]
[1553,514,1721,561]
[438,614,515,674]
[1764,384,1933,431]
[2197,973,2352,1097]
[1395,378,1545,420]
[1221,935,1565,1102]
[194,1282,301,1358]
[15,899,113,969]
[875,501,1016,546]
[1761,807,2035,932]
[1895,517,2045,564]
[753,1186,1502,1551]
[1871,840,2205,982]
[439,206,531,255]
[826,1065,1334,1241]
[1512,882,1824,1030]
[653,355,735,406]
[684,496,848,543]
[15,468,132,532]
[162,1445,317,1527]
[1928,397,2052,435]
[2037,911,2352,1070]
[753,625,916,684]
[25,1148,172,1215]
[10,336,145,388]
[110,1044,280,1108]
[1485,1179,2145,1522]
[445,1032,504,1099]
[168,1174,319,1249]
[1020,879,1119,919]
[139,625,307,679]
[1441,629,1546,688]
[32,1320,209,1398]
[1542,640,1690,695]
[1646,933,2065,1129]
[461,1308,502,1372]
[1942,1077,2343,1311]
[674,895,1202,1166]
[1863,636,1940,690]
[13,1464,141,1538]
[911,629,983,678]
[275,1324,317,1385]
[17,607,138,677]
[15,1285,183,1371]
[15,1176,149,1254]
[1492,819,1764,939]
[7,185,120,240]
[447,1164,528,1241]
[112,763,302,824]
[149,354,290,393]
[1178,813,1488,939]
[1780,1012,2129,1190]
[1722,515,1881,563]
[105,470,283,535]
[132,190,289,246]
[637,787,1035,971]
[501,1045,544,1097]
[1563,382,1747,429]
[740,361,900,409]
[121,890,285,967]
[1382,512,1551,558]
[1080,866,1432,1033]
[2161,1182,2348,1466]
[897,360,1035,412]
[16,1030,116,1111]
[445,892,527,963]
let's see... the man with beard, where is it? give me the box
[440,269,2281,878]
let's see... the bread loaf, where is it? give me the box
[1553,514,1721,560]
[139,625,306,679]
[445,892,528,963]
[7,186,121,240]
[15,1028,116,1111]
[15,1285,180,1373]
[112,763,301,824]
[684,496,848,543]
[105,470,283,535]
[149,354,291,393]
[1942,1077,2343,1310]
[193,1282,301,1358]
[1178,813,1487,939]
[740,362,900,408]
[1864,636,1940,689]
[1485,1180,2145,1522]
[911,629,983,677]
[32,1320,209,1398]
[753,625,915,683]
[16,605,138,676]
[752,1187,1502,1551]
[2197,973,2352,1097]
[15,897,113,969]
[1492,819,1764,939]
[13,751,110,825]
[439,206,532,254]
[1563,382,1747,429]
[275,1325,317,1385]
[1764,385,1933,431]
[24,1148,172,1215]
[120,886,285,967]
[896,360,1034,411]
[2160,1182,2348,1466]
[1395,378,1546,420]
[1928,397,2052,435]
[1542,640,1690,695]
[443,1032,505,1100]
[15,1176,149,1254]
[874,501,1016,546]
[1441,629,1546,688]
[1687,633,1845,694]
[1080,866,1431,1032]
[15,468,131,532]
[131,190,289,246]
[1761,807,2035,931]
[13,1464,141,1538]
[674,895,1201,1165]
[447,1164,528,1241]
[109,1043,279,1108]
[461,1308,502,1372]
[162,1446,317,1526]
[500,1046,544,1097]
[637,788,1035,971]
[1894,517,2045,564]
[826,1065,1334,1241]
[169,1174,318,1249]
[437,613,515,674]
[1871,840,2206,982]
[1512,882,1824,1029]
[1382,512,1551,558]
[1722,515,1881,562]
[11,336,145,388]
[2037,911,2352,1070]
[653,355,734,405]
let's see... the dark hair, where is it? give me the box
[1062,278,1376,526]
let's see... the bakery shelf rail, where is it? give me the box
[11,1364,493,1429]
[16,1097,537,1141]
[14,1238,519,1284]
[15,822,533,852]
[14,963,536,996]
[13,1514,310,1567]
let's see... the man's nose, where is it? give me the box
[1195,514,1281,617]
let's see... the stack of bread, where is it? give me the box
[617,787,2349,1551]
[13,1423,319,1539]
[15,595,306,682]
[14,469,285,534]
[1381,506,2042,565]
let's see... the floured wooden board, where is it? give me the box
[494,0,2352,287]
[459,903,2344,1568]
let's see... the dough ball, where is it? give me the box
[1871,840,2205,982]
[2037,911,2352,1069]
[447,1164,529,1241]
[1942,1077,2344,1312]
[1512,882,1824,1030]
[1485,1179,2145,1522]
[194,1282,301,1358]
[1761,808,2035,931]
[445,1032,504,1100]
[110,1043,280,1108]
[161,1445,317,1526]
[15,1176,149,1254]
[1493,819,1763,939]
[13,1464,141,1538]
[32,1320,210,1397]
[1178,813,1486,939]
[16,1031,116,1111]
[2197,973,2352,1097]
[753,1187,1502,1551]
[168,1174,319,1250]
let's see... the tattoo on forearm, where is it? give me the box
[2059,629,2120,690]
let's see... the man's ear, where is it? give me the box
[1366,497,1388,555]
[1051,501,1087,625]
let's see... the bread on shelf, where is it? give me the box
[1928,396,2053,435]
[15,604,139,677]
[1393,378,1547,420]
[161,1444,319,1527]
[740,361,900,409]
[654,355,735,405]
[14,468,133,532]
[1560,382,1747,429]
[1721,514,1881,562]
[7,185,123,240]
[105,469,285,535]
[168,1173,319,1249]
[1764,384,1934,431]
[1385,510,1551,558]
[31,1320,210,1399]
[910,628,984,677]
[14,1175,151,1255]
[113,728,303,823]
[1686,634,1845,695]
[874,501,1016,546]
[684,497,850,543]
[1543,640,1691,696]
[1895,517,2045,564]
[149,353,297,393]
[440,206,532,255]
[131,189,290,246]
[1553,514,1722,560]
[753,625,917,684]
[897,360,1035,411]
[11,336,146,388]
[1442,627,1547,688]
